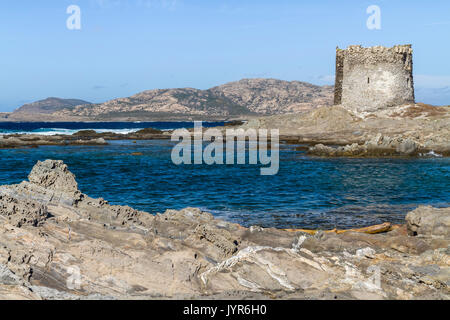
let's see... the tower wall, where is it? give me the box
[334,49,345,105]
[334,45,415,113]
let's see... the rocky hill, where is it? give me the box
[210,78,333,114]
[14,97,92,114]
[48,79,333,121]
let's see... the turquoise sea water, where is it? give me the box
[0,125,449,229]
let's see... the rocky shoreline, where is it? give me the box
[243,103,450,157]
[1,104,449,158]
[0,128,172,149]
[0,160,448,300]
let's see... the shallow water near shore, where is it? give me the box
[1,139,449,229]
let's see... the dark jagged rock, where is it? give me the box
[72,130,97,137]
[135,128,163,135]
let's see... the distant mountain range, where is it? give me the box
[7,79,333,121]
[14,97,92,115]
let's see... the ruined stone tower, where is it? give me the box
[334,44,415,113]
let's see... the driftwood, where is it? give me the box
[284,222,399,235]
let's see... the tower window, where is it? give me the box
[367,77,370,84]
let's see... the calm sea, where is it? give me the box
[0,122,449,229]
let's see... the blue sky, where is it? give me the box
[1,0,450,111]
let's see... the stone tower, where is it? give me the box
[334,44,415,113]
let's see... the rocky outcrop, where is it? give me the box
[0,160,448,300]
[307,132,447,157]
[244,104,450,157]
[28,160,78,193]
[406,206,450,237]
[307,135,420,157]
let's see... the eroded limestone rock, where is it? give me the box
[406,206,450,237]
[28,160,78,193]
[0,193,48,227]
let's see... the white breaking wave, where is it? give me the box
[1,128,144,136]
[423,150,443,157]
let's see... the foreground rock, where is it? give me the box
[406,206,450,237]
[0,160,448,300]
